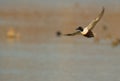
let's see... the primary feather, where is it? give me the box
[86,7,105,30]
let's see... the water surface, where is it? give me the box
[0,37,120,81]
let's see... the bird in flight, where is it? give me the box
[64,7,105,38]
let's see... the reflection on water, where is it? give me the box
[0,37,120,81]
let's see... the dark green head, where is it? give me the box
[76,26,83,31]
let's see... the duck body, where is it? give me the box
[83,30,94,38]
[76,27,94,38]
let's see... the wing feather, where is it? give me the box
[64,31,80,36]
[86,7,105,30]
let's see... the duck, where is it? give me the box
[64,7,105,38]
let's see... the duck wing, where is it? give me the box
[86,7,105,30]
[64,31,80,36]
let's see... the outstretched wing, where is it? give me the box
[64,31,80,36]
[86,7,105,30]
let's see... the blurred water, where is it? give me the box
[0,37,120,81]
[0,4,120,81]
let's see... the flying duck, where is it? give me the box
[64,7,105,38]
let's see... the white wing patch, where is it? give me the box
[86,7,105,30]
[81,27,88,35]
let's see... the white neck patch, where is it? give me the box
[81,27,88,35]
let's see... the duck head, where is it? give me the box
[76,26,83,31]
